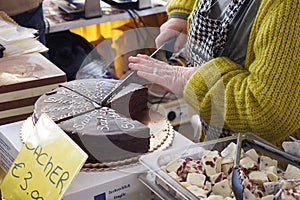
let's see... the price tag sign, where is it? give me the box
[0,114,88,200]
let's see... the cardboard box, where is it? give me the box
[0,120,193,199]
[0,53,66,125]
[64,166,153,200]
[0,121,23,172]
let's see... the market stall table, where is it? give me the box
[43,0,167,33]
[0,120,193,199]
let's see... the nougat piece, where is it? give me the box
[244,148,259,162]
[240,156,257,169]
[203,181,212,194]
[249,171,269,184]
[263,181,282,195]
[207,195,224,200]
[281,179,300,190]
[264,166,278,175]
[202,154,222,176]
[210,172,227,185]
[222,162,233,176]
[186,185,207,199]
[243,188,257,200]
[221,142,236,160]
[266,171,278,182]
[274,189,297,200]
[212,179,232,198]
[186,172,206,188]
[242,178,254,192]
[259,155,278,170]
[180,181,190,188]
[165,158,185,173]
[185,158,204,174]
[284,164,300,180]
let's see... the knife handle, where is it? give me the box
[164,36,176,59]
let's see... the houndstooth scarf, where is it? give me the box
[187,0,246,68]
[186,0,247,140]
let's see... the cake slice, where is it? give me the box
[58,107,150,163]
[59,78,118,105]
[60,79,149,119]
[108,82,148,120]
[33,87,96,123]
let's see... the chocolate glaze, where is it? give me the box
[34,79,150,163]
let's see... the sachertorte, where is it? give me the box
[33,78,150,163]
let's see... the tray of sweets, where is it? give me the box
[139,133,300,199]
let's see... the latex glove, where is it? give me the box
[155,18,188,53]
[128,54,197,96]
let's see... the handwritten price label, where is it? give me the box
[0,114,88,200]
[10,162,44,200]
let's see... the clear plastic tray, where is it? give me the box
[139,133,300,199]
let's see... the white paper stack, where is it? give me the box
[0,13,48,57]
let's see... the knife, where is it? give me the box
[101,37,176,106]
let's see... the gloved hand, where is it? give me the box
[128,54,197,96]
[155,18,188,53]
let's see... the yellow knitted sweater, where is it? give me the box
[168,0,300,147]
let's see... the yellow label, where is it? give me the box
[0,114,88,200]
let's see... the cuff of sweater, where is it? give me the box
[201,57,243,75]
[168,12,189,20]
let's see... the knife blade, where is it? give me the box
[101,37,175,106]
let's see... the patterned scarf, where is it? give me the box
[186,0,246,140]
[187,0,246,67]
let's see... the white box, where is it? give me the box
[0,121,23,172]
[0,120,193,199]
[64,166,152,200]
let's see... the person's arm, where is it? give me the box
[155,0,198,51]
[166,0,197,20]
[183,0,300,145]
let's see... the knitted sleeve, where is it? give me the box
[166,0,198,19]
[183,0,300,146]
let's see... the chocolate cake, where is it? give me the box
[33,79,150,163]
